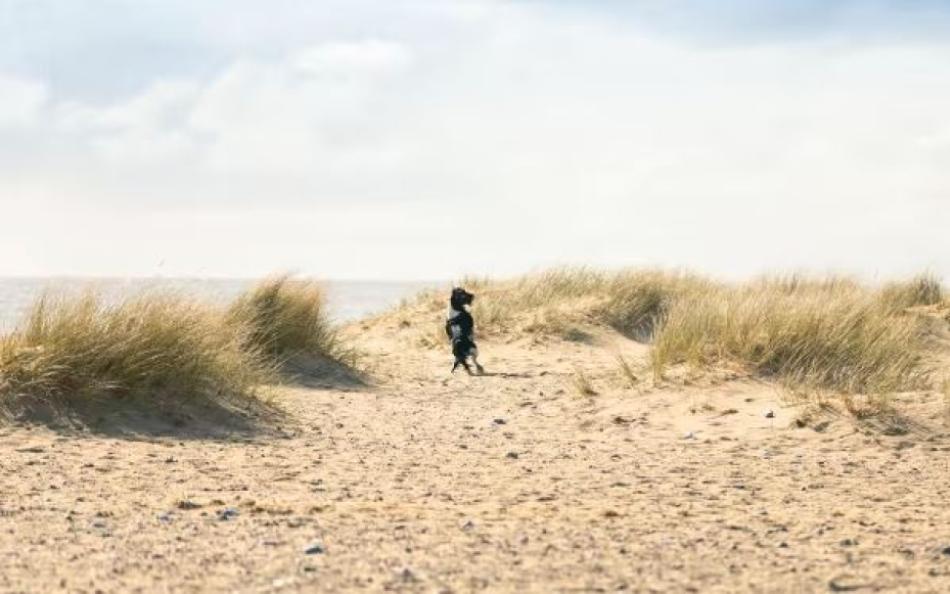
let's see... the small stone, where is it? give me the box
[829,575,866,592]
[683,431,695,439]
[839,538,858,547]
[941,546,950,556]
[177,500,202,510]
[461,520,475,531]
[304,543,325,555]
[493,418,507,425]
[217,508,239,521]
[764,410,775,419]
[16,446,45,453]
[506,452,519,459]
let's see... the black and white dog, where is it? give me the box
[445,287,484,375]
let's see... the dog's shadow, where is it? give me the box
[473,371,534,379]
[281,353,369,390]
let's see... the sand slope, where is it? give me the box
[2,322,950,593]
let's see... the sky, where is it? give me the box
[1,0,948,281]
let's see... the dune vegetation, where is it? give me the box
[650,278,931,394]
[227,275,347,363]
[393,268,945,398]
[0,275,347,413]
[878,273,944,311]
[0,292,276,406]
[403,269,710,343]
[0,268,944,418]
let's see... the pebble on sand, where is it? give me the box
[217,508,239,521]
[304,543,325,555]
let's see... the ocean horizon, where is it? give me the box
[0,277,445,330]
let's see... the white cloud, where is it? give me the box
[0,76,46,127]
[293,40,412,77]
[0,2,948,280]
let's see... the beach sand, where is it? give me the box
[2,319,950,593]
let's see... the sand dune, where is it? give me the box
[2,312,950,593]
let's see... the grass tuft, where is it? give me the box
[650,281,928,394]
[596,270,711,339]
[879,274,944,311]
[616,354,639,388]
[572,367,598,397]
[227,275,346,363]
[0,291,275,404]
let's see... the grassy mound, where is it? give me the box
[391,268,940,396]
[399,268,709,342]
[478,269,710,338]
[0,291,275,405]
[227,275,346,363]
[651,279,928,394]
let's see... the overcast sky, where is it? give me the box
[1,0,948,280]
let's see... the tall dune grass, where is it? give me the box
[227,275,346,363]
[0,292,275,404]
[596,270,712,338]
[401,268,939,395]
[449,268,709,339]
[879,273,943,311]
[651,282,928,393]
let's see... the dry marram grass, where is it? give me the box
[572,366,598,397]
[389,269,938,397]
[0,291,275,404]
[651,280,928,394]
[879,273,943,311]
[227,275,348,363]
[0,274,356,412]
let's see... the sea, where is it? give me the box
[0,278,443,331]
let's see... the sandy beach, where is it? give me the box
[3,314,949,594]
[5,1,950,591]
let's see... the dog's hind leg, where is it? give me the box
[470,345,485,375]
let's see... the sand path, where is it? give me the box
[2,326,950,593]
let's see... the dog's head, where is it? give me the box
[450,287,475,310]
